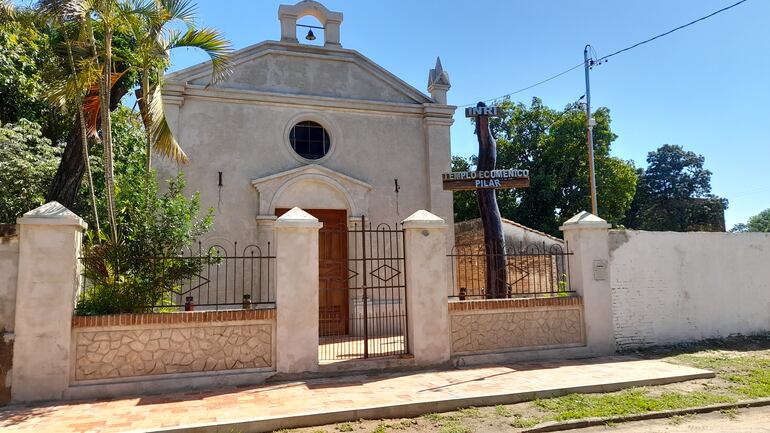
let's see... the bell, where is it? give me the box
[305,29,316,41]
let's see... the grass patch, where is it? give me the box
[671,352,770,398]
[390,419,416,430]
[726,368,770,398]
[437,422,471,433]
[509,415,540,429]
[720,407,740,420]
[458,407,482,418]
[421,413,459,425]
[494,405,513,417]
[335,422,355,432]
[534,388,734,421]
[368,419,415,432]
[370,424,388,433]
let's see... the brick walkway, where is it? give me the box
[0,357,711,433]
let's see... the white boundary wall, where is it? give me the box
[609,230,770,349]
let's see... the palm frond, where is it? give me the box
[118,0,155,20]
[160,0,196,28]
[167,27,233,84]
[1,0,15,18]
[46,57,100,108]
[36,0,88,19]
[77,70,129,137]
[147,83,188,163]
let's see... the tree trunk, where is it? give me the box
[135,73,152,174]
[100,28,118,243]
[60,20,100,234]
[45,84,128,209]
[475,108,507,299]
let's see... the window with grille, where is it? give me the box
[289,121,331,160]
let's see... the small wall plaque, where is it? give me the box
[593,259,608,281]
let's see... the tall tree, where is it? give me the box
[457,97,637,236]
[46,15,103,231]
[0,10,69,141]
[40,0,231,232]
[624,144,727,231]
[451,155,479,222]
[39,0,135,215]
[731,209,770,232]
[0,120,62,223]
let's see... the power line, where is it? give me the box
[596,0,748,63]
[459,0,749,108]
[459,62,583,107]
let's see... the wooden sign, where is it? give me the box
[442,169,530,191]
[465,106,500,118]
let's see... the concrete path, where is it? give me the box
[569,404,770,432]
[0,356,711,433]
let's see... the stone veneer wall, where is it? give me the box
[72,309,275,382]
[449,297,585,355]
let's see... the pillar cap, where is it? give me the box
[274,207,322,229]
[17,201,87,229]
[402,209,447,229]
[559,211,610,231]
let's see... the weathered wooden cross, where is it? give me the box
[443,102,530,298]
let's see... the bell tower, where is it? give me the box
[278,0,344,47]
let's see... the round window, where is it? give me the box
[289,121,331,160]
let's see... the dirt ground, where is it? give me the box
[572,405,770,433]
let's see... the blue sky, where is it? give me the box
[163,0,768,228]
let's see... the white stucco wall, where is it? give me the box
[609,230,770,349]
[0,227,19,333]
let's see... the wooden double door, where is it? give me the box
[276,208,349,336]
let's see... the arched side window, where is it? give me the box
[289,121,331,160]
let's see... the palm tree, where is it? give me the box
[128,0,232,172]
[40,0,153,242]
[0,0,14,19]
[56,18,103,233]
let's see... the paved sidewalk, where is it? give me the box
[0,356,711,433]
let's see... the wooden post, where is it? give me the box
[443,104,530,299]
[474,103,507,298]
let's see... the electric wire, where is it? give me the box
[459,0,749,107]
[595,0,748,63]
[459,62,584,107]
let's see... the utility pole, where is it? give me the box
[584,45,599,216]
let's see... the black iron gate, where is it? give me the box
[318,216,408,362]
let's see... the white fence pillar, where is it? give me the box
[12,202,86,402]
[402,210,451,365]
[274,207,321,373]
[560,211,615,355]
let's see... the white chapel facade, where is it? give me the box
[160,0,456,246]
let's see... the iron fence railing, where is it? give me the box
[318,218,409,361]
[448,241,573,300]
[77,241,275,314]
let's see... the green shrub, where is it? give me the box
[0,120,61,223]
[76,170,213,315]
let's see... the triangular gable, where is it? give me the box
[165,41,433,105]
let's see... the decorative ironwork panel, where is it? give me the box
[448,241,573,300]
[77,241,275,314]
[318,217,409,361]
